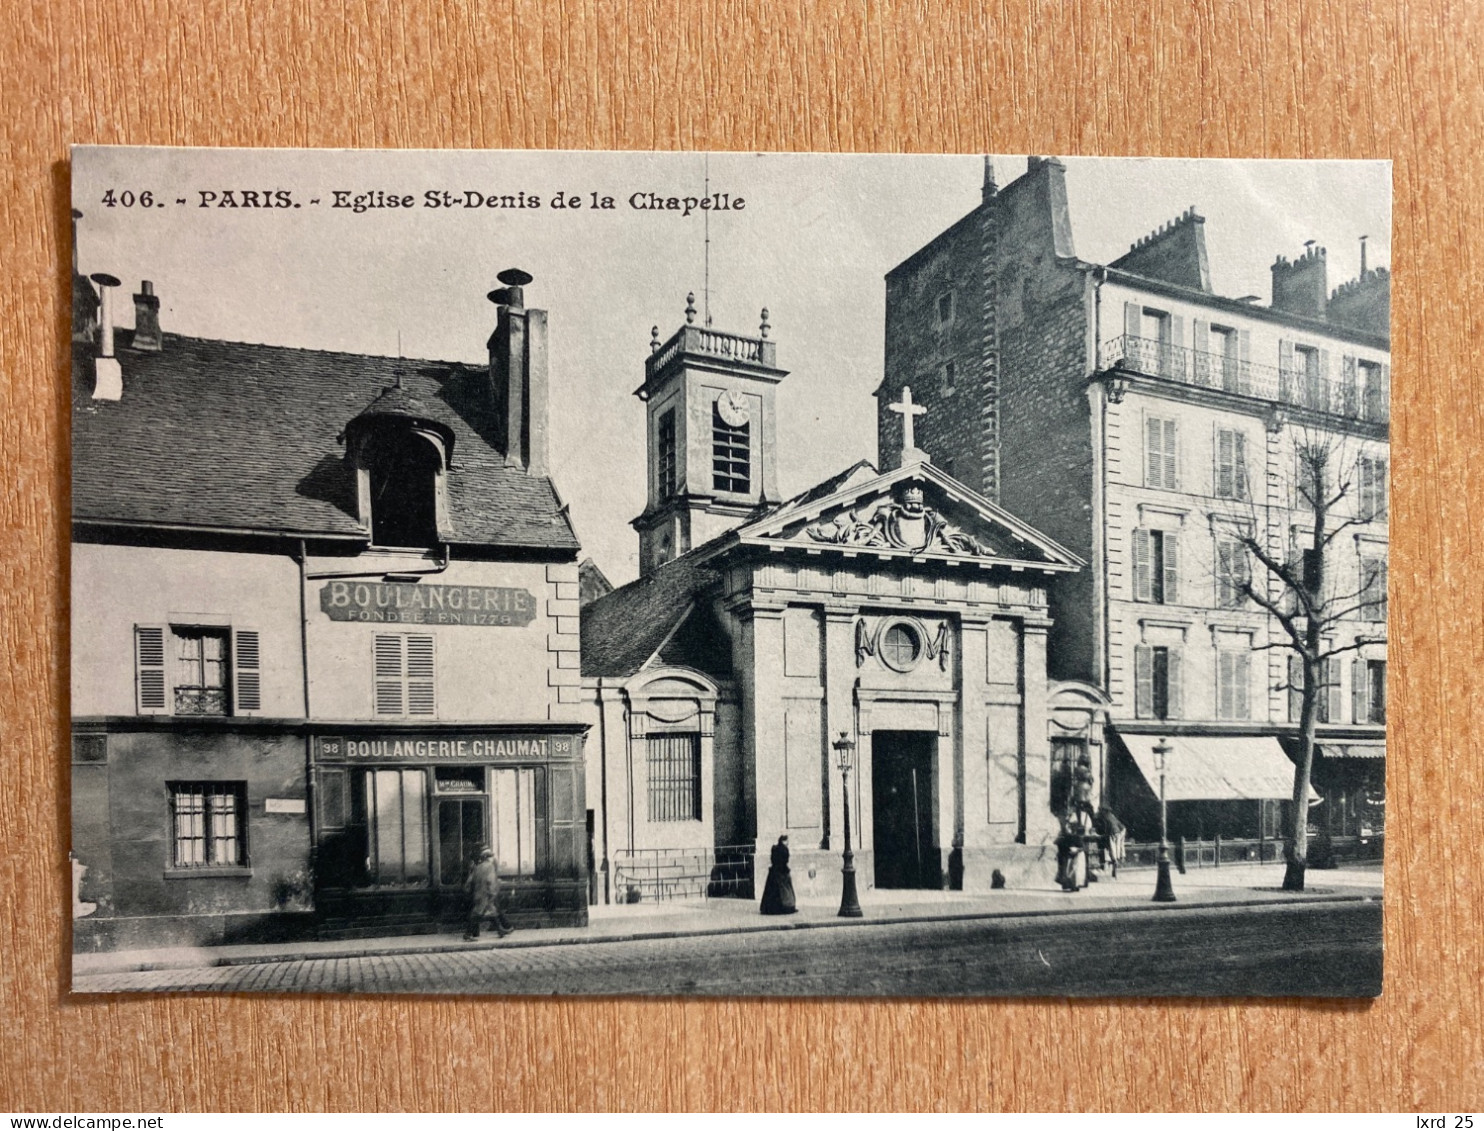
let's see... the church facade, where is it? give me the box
[580,312,1082,902]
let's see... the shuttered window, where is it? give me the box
[1317,656,1345,724]
[647,732,702,822]
[712,404,751,493]
[657,409,678,499]
[1132,529,1179,604]
[137,625,255,716]
[1358,456,1388,519]
[1215,428,1249,499]
[1215,534,1250,607]
[1216,649,1252,720]
[1133,644,1181,720]
[1145,417,1178,489]
[1353,659,1386,724]
[1361,558,1388,622]
[374,633,437,717]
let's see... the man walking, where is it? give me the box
[464,846,514,940]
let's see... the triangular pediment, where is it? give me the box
[731,461,1083,572]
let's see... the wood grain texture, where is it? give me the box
[3,0,1479,1112]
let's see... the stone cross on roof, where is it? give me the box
[889,385,931,465]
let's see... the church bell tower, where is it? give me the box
[633,295,788,575]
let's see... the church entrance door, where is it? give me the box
[870,730,940,889]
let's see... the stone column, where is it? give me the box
[821,605,858,852]
[747,603,786,856]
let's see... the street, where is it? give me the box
[73,898,1382,997]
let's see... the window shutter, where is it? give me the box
[1326,657,1344,725]
[1234,432,1248,499]
[1235,652,1250,719]
[1162,419,1178,489]
[1168,314,1185,377]
[1166,648,1183,719]
[1238,329,1252,394]
[1352,658,1368,723]
[1218,652,1233,719]
[1216,429,1234,497]
[1278,339,1295,401]
[1132,529,1152,602]
[1342,355,1358,416]
[135,625,169,714]
[233,628,261,714]
[1192,320,1210,380]
[1162,531,1179,604]
[1317,349,1332,410]
[1134,644,1153,718]
[1124,301,1141,343]
[1146,417,1163,486]
[1290,654,1304,723]
[374,634,405,716]
[406,634,436,716]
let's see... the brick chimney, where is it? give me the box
[486,268,549,477]
[1271,242,1328,320]
[132,280,162,351]
[1328,266,1391,337]
[1110,207,1211,292]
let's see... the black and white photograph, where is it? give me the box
[68,147,1390,997]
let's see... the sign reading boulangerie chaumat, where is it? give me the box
[70,146,1389,997]
[319,581,537,626]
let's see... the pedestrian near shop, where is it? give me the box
[759,835,798,914]
[464,847,514,940]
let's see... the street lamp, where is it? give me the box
[1152,736,1177,903]
[833,731,864,918]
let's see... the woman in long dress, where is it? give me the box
[759,835,797,914]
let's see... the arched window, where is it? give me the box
[368,434,441,547]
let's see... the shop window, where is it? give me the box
[1144,416,1178,489]
[1134,644,1182,720]
[169,782,247,869]
[368,435,441,547]
[1216,648,1252,720]
[711,403,751,493]
[647,732,702,822]
[358,768,429,887]
[135,625,260,716]
[1214,428,1249,499]
[657,408,678,499]
[373,633,436,716]
[1132,528,1179,604]
[492,767,541,874]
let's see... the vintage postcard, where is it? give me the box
[68,148,1389,996]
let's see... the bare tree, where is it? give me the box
[1233,427,1387,891]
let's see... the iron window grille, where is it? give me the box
[169,781,247,868]
[647,732,702,822]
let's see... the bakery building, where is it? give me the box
[71,246,588,950]
[580,311,1083,901]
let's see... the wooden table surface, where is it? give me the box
[3,0,1479,1113]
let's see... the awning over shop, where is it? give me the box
[1119,733,1317,803]
[1319,742,1387,760]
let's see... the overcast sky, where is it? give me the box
[73,149,1390,585]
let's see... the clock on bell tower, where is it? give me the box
[632,297,788,575]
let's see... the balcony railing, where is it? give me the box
[646,324,777,381]
[1104,334,1390,425]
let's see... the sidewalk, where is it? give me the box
[71,861,1383,978]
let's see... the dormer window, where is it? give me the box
[368,434,441,548]
[343,385,456,551]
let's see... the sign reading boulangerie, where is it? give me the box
[316,734,576,761]
[319,581,536,626]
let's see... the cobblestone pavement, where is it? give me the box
[73,899,1382,997]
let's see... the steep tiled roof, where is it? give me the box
[580,550,720,677]
[71,335,579,551]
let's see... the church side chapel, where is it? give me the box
[580,304,1083,903]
